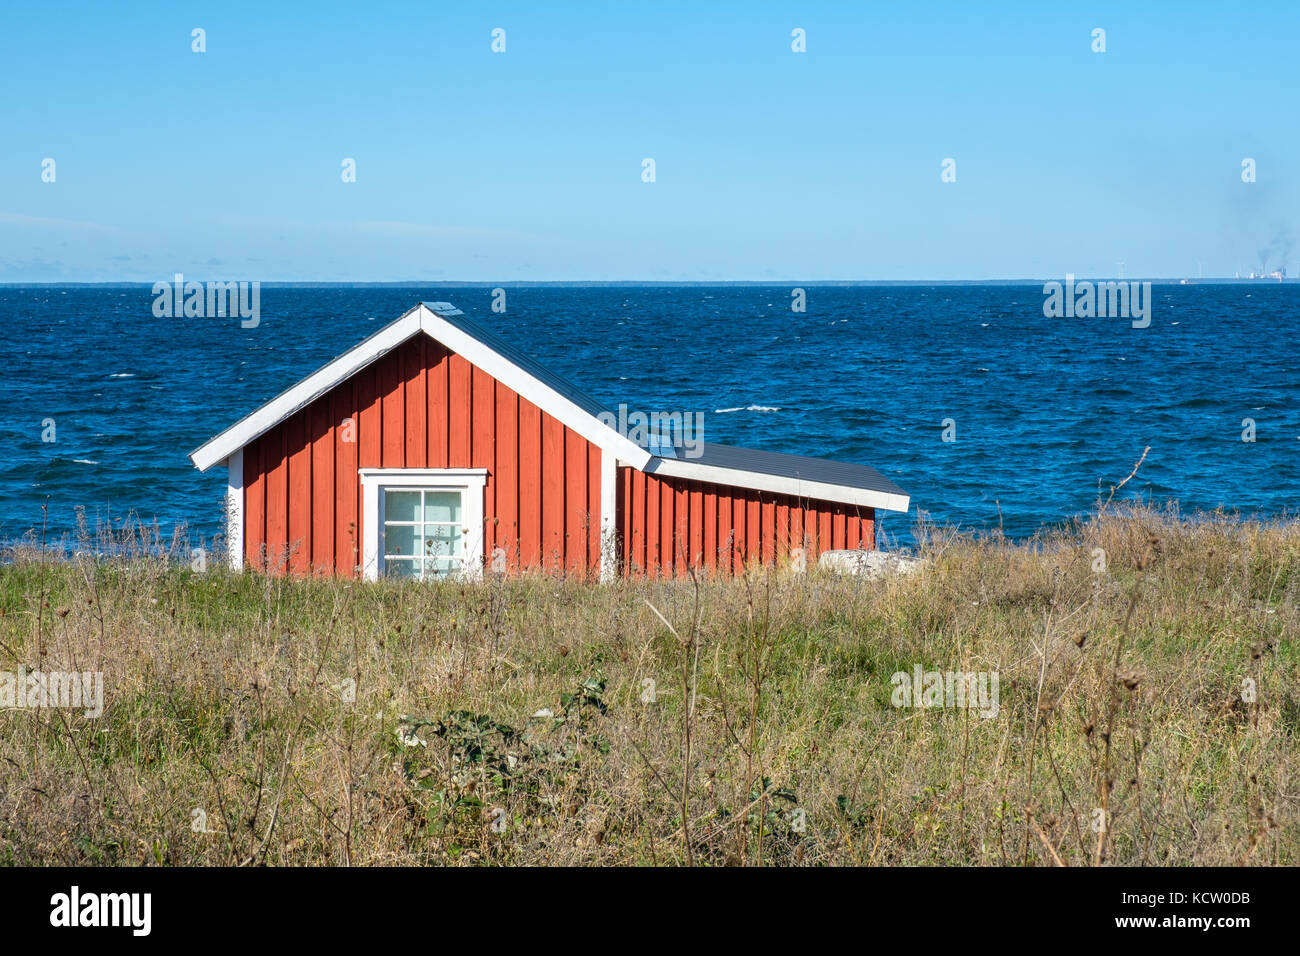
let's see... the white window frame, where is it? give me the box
[359,468,488,582]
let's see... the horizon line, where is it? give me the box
[0,277,1292,288]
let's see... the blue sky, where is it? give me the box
[2,1,1297,281]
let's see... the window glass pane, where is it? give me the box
[425,557,459,578]
[386,557,416,579]
[385,490,421,523]
[423,525,462,558]
[424,491,461,524]
[378,484,474,580]
[383,524,417,557]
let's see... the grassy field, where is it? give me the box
[0,503,1296,866]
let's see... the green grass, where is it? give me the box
[0,502,1296,866]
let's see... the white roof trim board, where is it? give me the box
[189,303,910,513]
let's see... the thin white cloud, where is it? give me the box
[0,211,118,235]
[350,220,538,242]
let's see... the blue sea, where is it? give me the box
[4,284,1298,549]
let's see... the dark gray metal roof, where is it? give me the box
[669,440,909,499]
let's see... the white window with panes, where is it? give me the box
[359,469,487,581]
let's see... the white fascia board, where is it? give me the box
[644,457,911,514]
[417,305,651,469]
[189,307,424,472]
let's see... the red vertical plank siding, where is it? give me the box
[564,428,587,573]
[631,468,647,575]
[243,438,265,570]
[310,398,334,573]
[494,382,518,569]
[264,427,288,573]
[846,506,861,550]
[427,342,449,468]
[334,382,358,574]
[644,472,659,578]
[517,397,542,568]
[472,365,496,565]
[356,364,382,468]
[759,497,775,566]
[601,475,879,575]
[716,488,731,574]
[775,500,789,565]
[732,495,746,573]
[404,339,427,469]
[587,448,601,575]
[673,482,689,576]
[287,412,312,574]
[647,476,659,575]
[540,414,565,570]
[356,364,382,569]
[687,483,703,573]
[448,353,472,468]
[746,498,761,566]
[789,503,803,562]
[702,487,717,576]
[619,467,632,573]
[380,351,404,469]
[660,478,674,579]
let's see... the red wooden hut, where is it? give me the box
[189,303,909,580]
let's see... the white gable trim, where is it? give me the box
[644,456,911,514]
[189,304,651,473]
